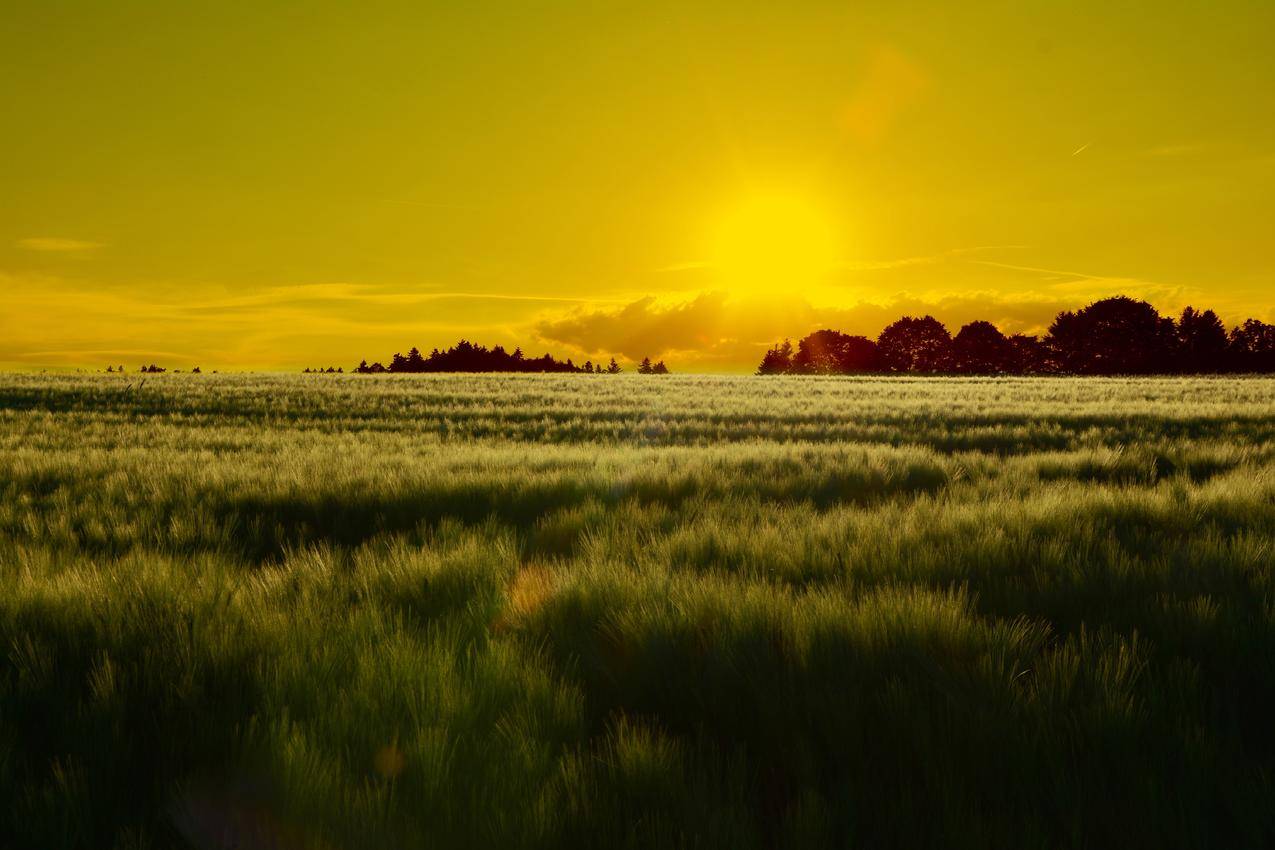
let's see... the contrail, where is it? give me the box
[1071,142,1091,156]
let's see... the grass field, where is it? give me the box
[3,373,1275,849]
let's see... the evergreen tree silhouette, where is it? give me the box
[757,340,794,375]
[1177,307,1229,372]
[358,339,589,373]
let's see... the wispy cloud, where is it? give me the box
[970,259,1159,289]
[0,273,626,370]
[656,247,1024,276]
[653,261,715,274]
[18,348,190,361]
[838,246,1025,272]
[173,284,610,315]
[16,237,105,253]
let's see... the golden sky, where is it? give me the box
[3,1,1273,371]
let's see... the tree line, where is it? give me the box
[758,297,1275,376]
[104,365,203,374]
[353,339,668,374]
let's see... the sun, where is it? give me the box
[709,194,840,294]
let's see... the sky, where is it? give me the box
[2,0,1273,371]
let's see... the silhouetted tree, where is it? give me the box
[1228,319,1275,373]
[606,358,622,374]
[757,340,794,375]
[1047,297,1177,374]
[583,360,594,373]
[368,340,585,373]
[638,357,654,374]
[877,316,951,373]
[789,330,879,374]
[1177,307,1229,372]
[1007,334,1051,374]
[950,321,1016,374]
[652,360,669,374]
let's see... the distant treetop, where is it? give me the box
[351,340,648,374]
[757,296,1275,376]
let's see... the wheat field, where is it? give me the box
[3,373,1274,849]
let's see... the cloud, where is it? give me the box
[533,242,1251,370]
[837,246,1024,272]
[0,273,617,370]
[16,237,105,253]
[536,292,738,362]
[2,248,1266,371]
[967,260,1193,303]
[535,290,1087,371]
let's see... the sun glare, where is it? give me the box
[709,195,840,294]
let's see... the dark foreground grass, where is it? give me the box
[2,374,1274,849]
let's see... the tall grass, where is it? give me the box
[2,374,1273,848]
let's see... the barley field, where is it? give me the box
[3,373,1275,849]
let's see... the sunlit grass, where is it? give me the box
[1,373,1273,848]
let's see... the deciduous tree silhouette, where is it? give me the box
[791,330,879,374]
[950,321,1016,374]
[1228,319,1275,373]
[652,360,669,374]
[1047,297,1177,374]
[1007,334,1051,374]
[877,316,951,373]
